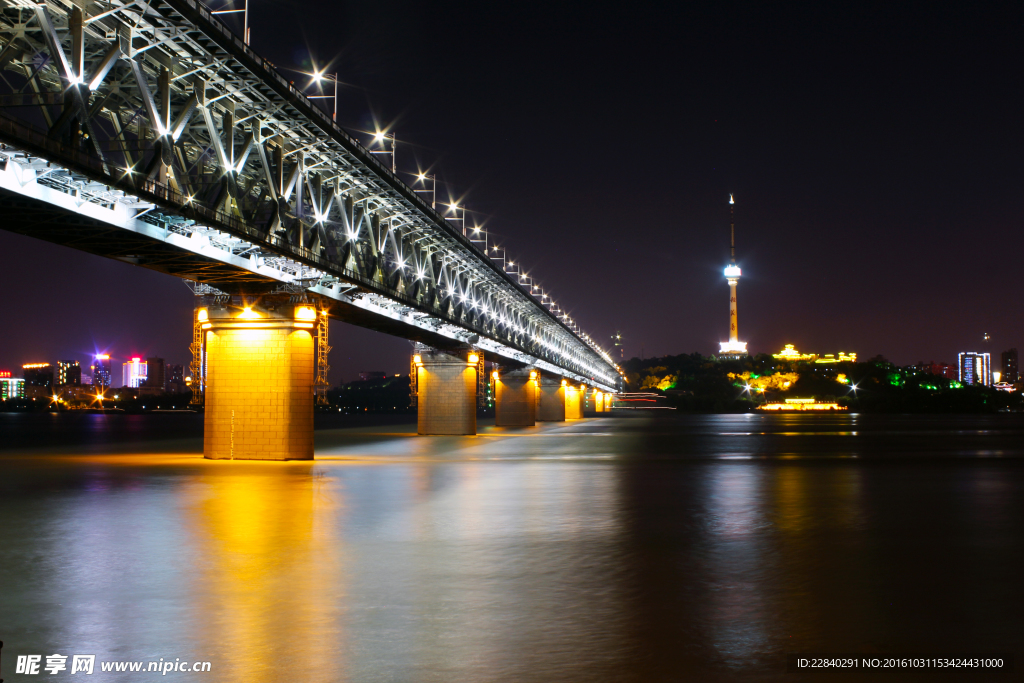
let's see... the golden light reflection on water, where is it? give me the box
[185,462,344,683]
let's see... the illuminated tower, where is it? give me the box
[718,194,748,359]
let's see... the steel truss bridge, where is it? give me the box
[0,0,620,391]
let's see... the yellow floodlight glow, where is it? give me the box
[22,363,51,369]
[201,323,212,329]
[492,371,499,380]
[294,306,316,321]
[529,370,537,380]
[468,353,479,364]
[197,308,209,322]
[561,379,567,387]
[413,354,422,365]
[295,322,314,329]
[238,307,261,320]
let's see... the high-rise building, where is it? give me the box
[1001,348,1018,384]
[122,357,148,388]
[166,363,186,393]
[958,352,992,386]
[92,354,112,389]
[145,357,166,391]
[168,364,184,383]
[718,194,748,359]
[1,376,25,400]
[22,363,54,388]
[57,360,81,386]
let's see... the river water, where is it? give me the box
[1,412,1022,681]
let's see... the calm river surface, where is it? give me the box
[1,412,1023,681]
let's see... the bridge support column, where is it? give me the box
[537,376,566,422]
[592,389,606,413]
[564,384,584,420]
[413,347,478,435]
[203,302,317,460]
[495,368,537,426]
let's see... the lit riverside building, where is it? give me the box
[1,373,25,399]
[22,363,53,388]
[718,194,748,360]
[122,357,148,388]
[92,354,111,389]
[959,352,992,386]
[57,360,81,386]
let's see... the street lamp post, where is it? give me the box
[308,71,339,121]
[370,131,396,172]
[447,201,465,235]
[413,172,436,209]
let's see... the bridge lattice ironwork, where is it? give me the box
[0,0,619,389]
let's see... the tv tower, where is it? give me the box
[718,194,748,358]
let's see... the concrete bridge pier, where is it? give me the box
[537,375,567,422]
[495,368,538,426]
[203,302,317,460]
[413,346,479,435]
[564,384,585,420]
[592,389,607,413]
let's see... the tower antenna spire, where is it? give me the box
[729,193,736,263]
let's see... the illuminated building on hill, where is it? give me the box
[772,344,857,363]
[718,194,748,359]
[757,398,847,411]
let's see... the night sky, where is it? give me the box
[1,1,1022,383]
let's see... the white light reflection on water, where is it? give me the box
[702,465,772,667]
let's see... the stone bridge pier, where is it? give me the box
[537,375,567,422]
[203,300,318,460]
[412,346,480,435]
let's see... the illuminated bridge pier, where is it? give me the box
[411,354,593,434]
[201,298,323,460]
[494,368,539,427]
[537,375,567,422]
[564,384,584,420]
[411,346,481,436]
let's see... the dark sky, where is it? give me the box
[2,0,1022,383]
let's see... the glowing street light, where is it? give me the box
[411,171,436,208]
[307,70,339,121]
[369,130,396,172]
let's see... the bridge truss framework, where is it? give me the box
[0,0,620,391]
